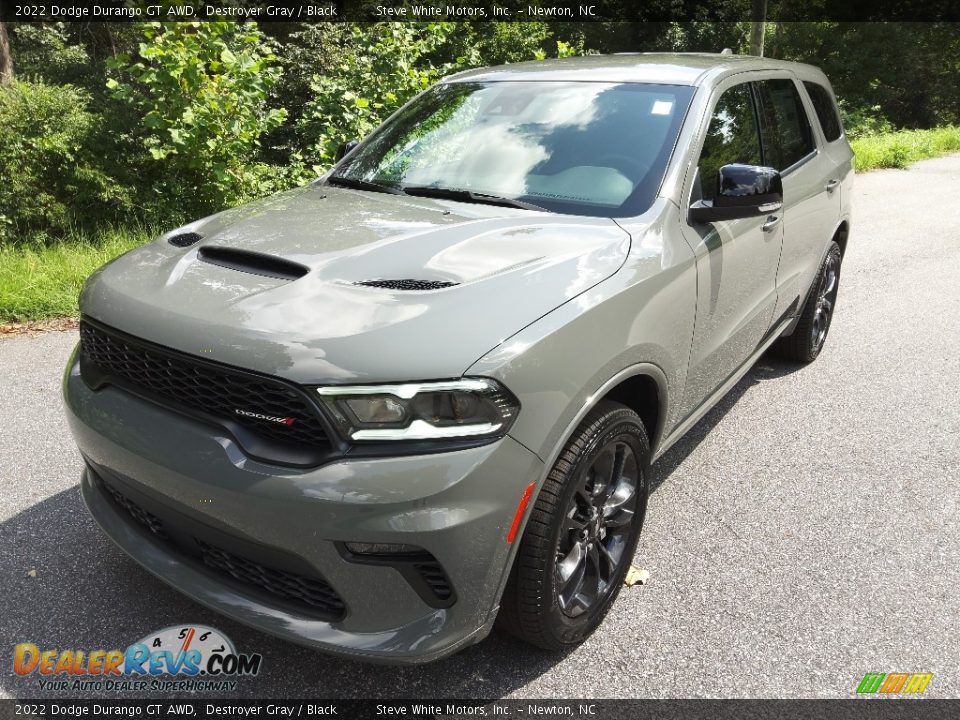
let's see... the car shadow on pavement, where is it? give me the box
[651,355,804,491]
[0,357,802,701]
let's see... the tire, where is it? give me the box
[497,400,650,650]
[772,241,842,363]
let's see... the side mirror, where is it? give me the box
[335,139,360,163]
[689,163,783,224]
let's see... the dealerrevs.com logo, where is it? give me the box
[13,625,262,692]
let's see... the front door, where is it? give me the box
[679,81,785,417]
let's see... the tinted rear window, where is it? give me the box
[754,79,815,171]
[803,81,843,142]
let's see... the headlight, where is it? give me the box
[315,378,519,441]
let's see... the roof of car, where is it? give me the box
[444,53,817,87]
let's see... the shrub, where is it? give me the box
[0,80,132,245]
[850,126,960,171]
[107,22,288,214]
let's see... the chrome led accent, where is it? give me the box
[315,378,495,400]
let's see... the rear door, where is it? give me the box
[753,77,839,321]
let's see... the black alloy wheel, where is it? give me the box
[498,400,650,650]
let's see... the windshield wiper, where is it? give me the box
[402,185,548,212]
[326,176,405,195]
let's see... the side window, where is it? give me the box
[803,81,843,142]
[754,79,815,171]
[697,84,762,202]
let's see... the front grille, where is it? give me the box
[79,321,330,451]
[197,541,346,616]
[100,475,345,619]
[355,279,458,291]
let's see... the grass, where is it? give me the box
[850,125,960,171]
[0,227,150,323]
[3,126,960,323]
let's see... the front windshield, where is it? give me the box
[330,81,695,217]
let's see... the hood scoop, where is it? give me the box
[198,246,309,281]
[355,279,459,291]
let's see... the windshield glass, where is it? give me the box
[330,81,695,217]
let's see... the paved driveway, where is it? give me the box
[1,155,958,699]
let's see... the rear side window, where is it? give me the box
[754,79,815,171]
[803,81,843,142]
[697,84,762,202]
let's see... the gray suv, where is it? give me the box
[64,53,853,663]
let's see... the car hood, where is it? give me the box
[80,184,631,384]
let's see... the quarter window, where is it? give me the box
[803,81,843,142]
[697,84,762,202]
[754,79,815,171]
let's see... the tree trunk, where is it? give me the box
[0,22,13,86]
[749,0,767,57]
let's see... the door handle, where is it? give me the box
[762,215,781,232]
[825,179,840,193]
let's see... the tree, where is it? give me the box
[0,22,14,85]
[749,0,767,56]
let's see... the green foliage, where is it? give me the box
[768,22,960,132]
[0,226,149,321]
[8,23,90,86]
[850,126,960,171]
[107,22,288,212]
[0,80,132,245]
[838,101,894,140]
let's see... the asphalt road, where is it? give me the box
[1,155,958,701]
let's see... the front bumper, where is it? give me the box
[64,348,543,664]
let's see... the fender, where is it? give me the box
[485,362,669,626]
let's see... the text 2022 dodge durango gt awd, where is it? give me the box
[64,53,852,663]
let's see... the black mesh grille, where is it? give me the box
[197,541,345,617]
[103,481,168,540]
[79,321,329,450]
[168,232,202,248]
[355,279,458,291]
[101,476,345,619]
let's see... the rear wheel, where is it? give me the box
[772,241,842,363]
[497,400,649,650]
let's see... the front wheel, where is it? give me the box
[497,400,650,650]
[772,241,842,363]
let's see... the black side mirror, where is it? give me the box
[689,163,783,224]
[335,139,360,163]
